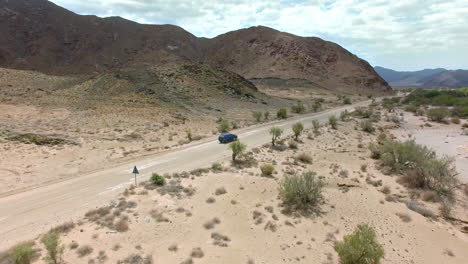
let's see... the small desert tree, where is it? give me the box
[270,127,283,146]
[277,108,288,119]
[252,111,262,122]
[292,122,304,141]
[335,224,384,264]
[329,115,338,129]
[41,231,63,264]
[229,140,246,161]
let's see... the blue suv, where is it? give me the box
[218,133,238,144]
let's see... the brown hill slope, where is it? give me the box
[0,0,391,94]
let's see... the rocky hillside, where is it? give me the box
[0,0,391,95]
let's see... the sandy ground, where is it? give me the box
[393,111,468,183]
[6,111,467,264]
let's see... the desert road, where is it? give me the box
[0,100,371,249]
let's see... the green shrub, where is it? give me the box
[260,164,275,176]
[279,171,324,212]
[291,102,306,113]
[12,242,35,264]
[329,115,338,129]
[231,121,239,129]
[311,99,322,112]
[340,110,351,121]
[277,108,288,119]
[150,173,166,186]
[218,119,230,132]
[264,111,270,120]
[229,140,246,161]
[427,108,450,122]
[354,107,373,118]
[370,139,459,197]
[343,97,352,104]
[270,127,283,146]
[360,120,375,133]
[404,104,419,113]
[41,231,63,264]
[252,111,262,122]
[335,224,384,264]
[211,162,222,171]
[292,122,304,140]
[186,130,192,142]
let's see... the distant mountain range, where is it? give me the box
[374,66,468,87]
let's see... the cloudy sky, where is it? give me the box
[50,0,468,71]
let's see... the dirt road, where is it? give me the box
[0,101,371,249]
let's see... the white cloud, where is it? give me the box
[50,0,468,70]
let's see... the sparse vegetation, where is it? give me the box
[12,241,35,264]
[41,231,63,264]
[150,173,166,186]
[427,107,450,122]
[360,120,375,133]
[211,162,222,171]
[76,245,93,258]
[277,108,288,119]
[279,171,324,212]
[295,153,312,164]
[329,115,338,129]
[369,139,459,198]
[312,120,320,134]
[340,110,351,121]
[343,97,351,104]
[264,111,270,120]
[269,127,283,146]
[292,122,304,140]
[260,164,275,176]
[334,224,384,264]
[218,119,230,133]
[228,140,246,161]
[252,111,262,122]
[291,102,306,113]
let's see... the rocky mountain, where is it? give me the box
[0,0,392,95]
[375,66,468,87]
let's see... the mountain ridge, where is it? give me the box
[0,0,392,95]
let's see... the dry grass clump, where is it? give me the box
[360,164,368,172]
[295,153,312,164]
[203,217,221,229]
[114,217,130,232]
[420,190,439,202]
[190,248,204,258]
[214,187,227,195]
[288,140,298,149]
[405,201,435,218]
[211,162,222,171]
[76,245,93,257]
[49,221,75,234]
[211,232,231,247]
[451,117,461,124]
[168,244,178,252]
[150,210,169,222]
[366,177,382,187]
[381,185,391,194]
[157,179,196,198]
[396,213,412,222]
[260,164,275,176]
[279,171,324,215]
[69,241,79,250]
[116,254,153,264]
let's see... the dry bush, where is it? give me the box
[76,245,93,258]
[117,254,153,264]
[49,221,75,234]
[190,248,204,258]
[288,140,298,149]
[114,217,129,232]
[451,117,461,124]
[214,187,227,195]
[381,185,391,194]
[396,213,412,222]
[211,162,222,171]
[405,201,435,218]
[203,218,221,229]
[360,164,368,172]
[211,232,231,247]
[295,153,312,164]
[420,190,439,202]
[206,197,216,203]
[360,120,375,133]
[366,177,382,187]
